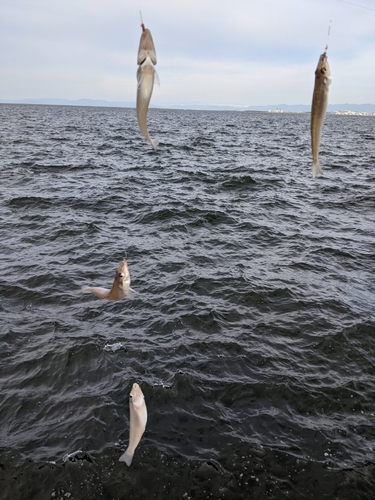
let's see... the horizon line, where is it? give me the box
[1,98,375,111]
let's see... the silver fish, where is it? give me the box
[81,260,134,300]
[136,24,159,151]
[119,383,147,466]
[310,52,332,178]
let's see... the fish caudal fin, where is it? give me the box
[119,449,133,466]
[312,162,323,178]
[151,139,159,151]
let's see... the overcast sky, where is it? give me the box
[0,0,374,106]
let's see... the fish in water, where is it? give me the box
[119,383,147,466]
[136,22,159,151]
[81,260,134,300]
[310,52,332,178]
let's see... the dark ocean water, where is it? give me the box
[0,103,375,499]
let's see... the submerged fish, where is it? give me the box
[119,383,147,466]
[310,52,332,178]
[82,260,134,300]
[136,23,159,151]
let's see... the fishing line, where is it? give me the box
[325,19,332,51]
[140,10,145,31]
[323,0,339,52]
[338,0,375,11]
[326,0,375,51]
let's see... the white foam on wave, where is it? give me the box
[104,342,123,352]
[63,450,83,463]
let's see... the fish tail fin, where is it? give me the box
[151,139,159,151]
[81,286,90,293]
[312,162,323,178]
[119,449,133,466]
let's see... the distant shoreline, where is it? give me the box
[1,99,375,115]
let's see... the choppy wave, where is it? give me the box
[0,104,374,498]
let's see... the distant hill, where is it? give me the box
[0,98,135,108]
[1,98,375,114]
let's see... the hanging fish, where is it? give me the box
[136,20,159,151]
[81,260,134,300]
[119,383,148,466]
[310,52,332,177]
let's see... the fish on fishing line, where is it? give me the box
[119,383,147,466]
[136,14,159,151]
[310,50,332,178]
[81,260,134,300]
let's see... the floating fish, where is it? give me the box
[136,22,159,151]
[119,383,147,466]
[310,52,332,178]
[81,260,134,300]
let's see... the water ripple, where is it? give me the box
[1,104,375,496]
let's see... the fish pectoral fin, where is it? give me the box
[126,288,135,300]
[154,70,160,86]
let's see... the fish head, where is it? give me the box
[130,383,145,409]
[114,260,130,290]
[315,53,331,86]
[137,28,157,66]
